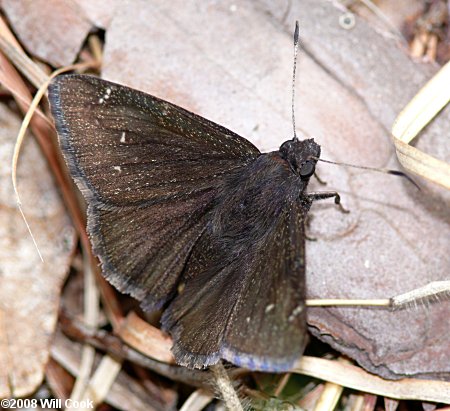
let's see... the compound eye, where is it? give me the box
[299,161,315,178]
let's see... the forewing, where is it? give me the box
[162,200,308,371]
[48,75,260,309]
[49,74,260,207]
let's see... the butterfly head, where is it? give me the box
[279,138,321,179]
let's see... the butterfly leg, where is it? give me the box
[303,214,317,241]
[313,171,327,185]
[305,232,317,241]
[307,191,349,214]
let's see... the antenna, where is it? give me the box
[311,157,420,189]
[292,21,300,141]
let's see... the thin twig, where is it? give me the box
[210,362,243,411]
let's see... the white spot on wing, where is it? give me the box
[288,305,303,322]
[101,87,113,102]
[265,304,275,313]
[120,132,126,143]
[113,166,122,173]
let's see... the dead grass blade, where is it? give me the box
[392,60,450,189]
[293,356,450,403]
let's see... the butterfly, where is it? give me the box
[48,74,343,372]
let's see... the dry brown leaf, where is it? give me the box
[2,0,92,66]
[100,0,449,380]
[0,105,75,397]
[73,0,121,30]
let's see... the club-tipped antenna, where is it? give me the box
[292,21,300,141]
[311,157,420,189]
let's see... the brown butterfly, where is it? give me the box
[49,73,343,371]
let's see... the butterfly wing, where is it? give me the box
[162,155,309,371]
[49,74,260,309]
[223,200,308,371]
